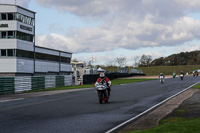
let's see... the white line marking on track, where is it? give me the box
[0,98,24,103]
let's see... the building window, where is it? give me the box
[0,49,16,57]
[61,57,71,63]
[1,49,7,56]
[16,49,34,59]
[36,52,59,62]
[1,13,7,20]
[16,31,33,42]
[1,31,7,38]
[7,49,14,56]
[8,31,15,38]
[31,19,35,26]
[0,31,33,42]
[8,13,14,20]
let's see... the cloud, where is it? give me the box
[176,43,200,53]
[37,15,200,53]
[35,0,200,18]
[34,0,200,53]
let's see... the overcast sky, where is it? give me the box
[1,0,200,65]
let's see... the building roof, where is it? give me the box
[0,4,36,14]
[35,46,72,54]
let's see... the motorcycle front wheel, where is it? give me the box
[98,91,103,104]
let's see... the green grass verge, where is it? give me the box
[102,65,200,76]
[111,78,156,85]
[24,78,155,93]
[128,117,200,133]
[193,83,200,89]
[138,65,200,76]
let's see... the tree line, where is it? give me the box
[72,50,200,68]
[150,50,200,66]
[107,50,200,67]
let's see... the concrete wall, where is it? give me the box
[17,58,34,73]
[61,63,72,72]
[17,39,34,51]
[17,21,34,35]
[0,58,16,72]
[0,21,17,31]
[0,39,17,49]
[0,21,34,35]
[35,60,59,73]
[0,39,34,51]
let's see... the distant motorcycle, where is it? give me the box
[173,73,176,78]
[180,74,184,80]
[159,75,164,83]
[95,80,109,104]
[193,73,195,77]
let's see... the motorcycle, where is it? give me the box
[95,80,109,104]
[159,75,164,83]
[193,73,195,77]
[173,73,176,78]
[180,74,184,80]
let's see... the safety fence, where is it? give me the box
[0,75,73,94]
[83,73,146,84]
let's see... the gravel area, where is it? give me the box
[117,88,200,133]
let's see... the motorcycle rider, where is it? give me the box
[173,71,176,78]
[193,71,196,77]
[159,73,165,78]
[195,70,199,76]
[180,71,184,76]
[159,73,165,83]
[180,71,184,79]
[95,73,112,97]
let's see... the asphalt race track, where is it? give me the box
[0,76,199,133]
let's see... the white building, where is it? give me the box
[0,4,72,77]
[71,61,85,85]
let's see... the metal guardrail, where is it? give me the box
[0,75,73,94]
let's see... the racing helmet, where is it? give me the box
[100,73,105,79]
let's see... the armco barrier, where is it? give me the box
[45,76,56,89]
[0,75,73,94]
[56,76,64,87]
[15,77,32,93]
[32,76,45,90]
[83,73,145,84]
[64,75,73,86]
[0,77,15,94]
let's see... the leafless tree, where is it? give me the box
[133,56,139,67]
[115,57,127,68]
[105,60,116,67]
